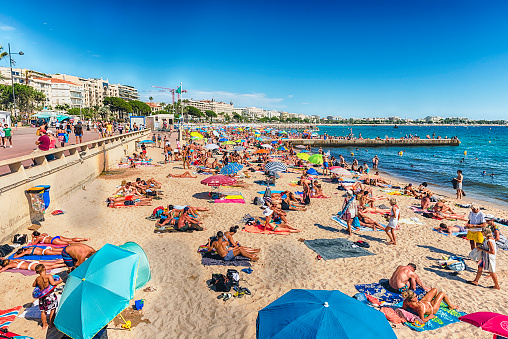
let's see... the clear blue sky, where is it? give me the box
[1,0,508,119]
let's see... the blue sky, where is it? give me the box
[1,0,508,119]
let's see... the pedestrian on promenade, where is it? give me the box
[33,129,50,154]
[74,121,83,144]
[3,124,12,147]
[0,124,5,148]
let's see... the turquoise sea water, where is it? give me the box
[317,125,508,207]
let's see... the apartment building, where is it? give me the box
[118,84,139,102]
[147,102,163,113]
[35,78,84,108]
[183,98,237,117]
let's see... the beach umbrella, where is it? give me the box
[222,141,236,145]
[219,138,228,142]
[277,146,287,151]
[235,139,246,143]
[138,140,155,144]
[307,168,320,176]
[54,244,140,339]
[308,154,324,164]
[213,131,219,137]
[257,289,396,339]
[271,140,278,144]
[297,153,310,161]
[220,163,244,175]
[233,146,245,151]
[190,132,203,139]
[330,167,353,176]
[265,162,287,173]
[299,150,310,153]
[205,144,220,150]
[254,149,269,154]
[119,242,151,290]
[255,137,263,141]
[261,144,273,149]
[201,175,237,187]
[459,312,508,338]
[280,131,288,134]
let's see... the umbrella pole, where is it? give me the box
[119,313,132,331]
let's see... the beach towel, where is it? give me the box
[7,253,62,261]
[432,228,468,237]
[399,218,425,225]
[257,190,284,194]
[0,306,22,329]
[214,199,245,204]
[304,238,375,260]
[331,215,384,231]
[254,180,275,186]
[243,224,290,235]
[1,266,65,276]
[354,282,425,303]
[200,252,251,267]
[27,243,66,248]
[398,302,466,332]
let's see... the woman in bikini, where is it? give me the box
[167,171,197,178]
[402,289,459,323]
[311,182,330,198]
[13,246,64,258]
[262,208,301,233]
[31,232,90,246]
[0,259,66,273]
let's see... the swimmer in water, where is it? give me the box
[491,173,495,178]
[482,171,486,176]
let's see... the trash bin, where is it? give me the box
[26,187,46,213]
[35,185,51,210]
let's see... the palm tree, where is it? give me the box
[149,96,153,103]
[0,46,8,80]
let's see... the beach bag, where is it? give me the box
[13,234,27,245]
[304,193,311,205]
[451,178,458,189]
[446,257,466,272]
[226,269,240,287]
[151,206,165,218]
[254,197,264,206]
[211,273,230,292]
[468,248,481,262]
[0,244,14,257]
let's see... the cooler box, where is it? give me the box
[35,185,51,209]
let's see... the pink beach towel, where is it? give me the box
[243,224,290,235]
[214,199,246,204]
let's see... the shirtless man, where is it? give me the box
[0,259,66,273]
[31,231,90,246]
[404,183,419,197]
[207,231,258,261]
[388,263,431,293]
[61,243,96,270]
[357,210,385,230]
[13,246,63,258]
[175,207,204,231]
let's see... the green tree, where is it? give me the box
[103,97,132,120]
[232,112,242,122]
[205,110,217,122]
[149,96,153,102]
[130,100,151,116]
[185,106,203,122]
[0,84,46,114]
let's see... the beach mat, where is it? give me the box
[304,238,374,260]
[331,215,384,232]
[432,228,468,237]
[201,252,251,267]
[214,198,245,204]
[243,224,290,235]
[257,190,284,194]
[2,266,64,276]
[254,180,275,186]
[0,306,22,329]
[355,281,426,303]
[7,253,62,261]
[398,302,466,332]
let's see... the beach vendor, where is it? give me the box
[33,264,63,329]
[465,205,486,251]
[388,263,431,293]
[61,243,96,270]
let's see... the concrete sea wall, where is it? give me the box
[0,130,150,242]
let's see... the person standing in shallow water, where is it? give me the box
[455,170,463,200]
[372,155,379,169]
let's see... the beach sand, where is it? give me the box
[2,143,507,339]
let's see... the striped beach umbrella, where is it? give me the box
[220,163,244,175]
[265,162,287,173]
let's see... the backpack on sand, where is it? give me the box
[211,273,230,292]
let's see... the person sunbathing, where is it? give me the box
[402,289,459,323]
[436,223,467,234]
[167,171,197,178]
[421,193,432,210]
[0,259,66,273]
[312,182,330,198]
[207,231,258,261]
[13,246,64,258]
[357,210,385,230]
[224,226,260,254]
[31,232,90,246]
[113,182,139,196]
[263,208,301,233]
[404,183,419,197]
[280,193,307,211]
[432,201,468,221]
[388,263,431,293]
[106,194,152,207]
[358,205,390,214]
[175,207,204,231]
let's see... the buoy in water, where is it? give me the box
[464,151,467,156]
[351,152,354,156]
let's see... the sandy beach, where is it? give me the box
[2,142,507,339]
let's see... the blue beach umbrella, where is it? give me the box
[300,150,310,153]
[220,163,244,175]
[219,138,228,142]
[257,289,397,339]
[138,140,155,144]
[271,140,278,144]
[306,168,320,176]
[54,244,140,339]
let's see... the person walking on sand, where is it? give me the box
[465,205,486,251]
[384,198,400,245]
[455,169,463,200]
[469,228,500,290]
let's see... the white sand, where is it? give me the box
[2,143,507,339]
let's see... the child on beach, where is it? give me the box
[384,198,400,245]
[33,264,63,329]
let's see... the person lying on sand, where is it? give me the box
[388,263,431,293]
[402,289,459,323]
[281,193,307,211]
[13,246,63,258]
[207,231,258,261]
[404,183,419,197]
[167,171,197,178]
[357,210,385,231]
[62,243,96,270]
[106,195,152,207]
[262,208,301,233]
[432,200,468,220]
[31,232,90,246]
[0,259,66,273]
[436,223,467,234]
[224,226,260,255]
[358,205,390,214]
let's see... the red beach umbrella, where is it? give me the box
[459,312,508,338]
[200,175,237,187]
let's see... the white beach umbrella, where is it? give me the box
[261,144,273,149]
[205,144,220,150]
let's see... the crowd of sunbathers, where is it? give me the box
[106,177,163,207]
[155,204,210,232]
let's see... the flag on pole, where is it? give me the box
[176,86,182,94]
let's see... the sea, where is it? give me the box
[314,125,508,207]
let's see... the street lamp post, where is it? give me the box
[8,43,24,118]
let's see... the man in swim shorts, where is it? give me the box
[62,243,96,271]
[388,263,431,293]
[34,264,63,329]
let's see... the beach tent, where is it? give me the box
[119,241,151,290]
[54,244,139,339]
[257,289,396,339]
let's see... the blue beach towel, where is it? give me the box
[398,301,466,332]
[8,245,62,261]
[257,190,284,194]
[331,215,385,232]
[354,282,426,303]
[431,228,468,237]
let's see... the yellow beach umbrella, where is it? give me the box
[297,153,310,161]
[190,132,203,139]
